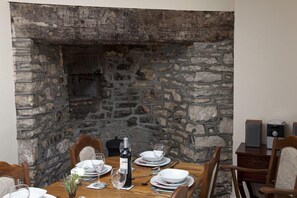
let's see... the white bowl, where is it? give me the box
[140,151,159,162]
[29,187,47,198]
[158,169,189,183]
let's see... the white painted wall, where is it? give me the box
[0,0,233,162]
[0,0,18,163]
[234,0,297,158]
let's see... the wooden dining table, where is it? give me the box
[45,156,204,198]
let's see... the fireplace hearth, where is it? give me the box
[11,3,233,196]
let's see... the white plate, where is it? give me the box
[44,194,56,198]
[3,187,47,198]
[134,157,171,167]
[150,175,194,190]
[157,177,187,187]
[71,165,112,177]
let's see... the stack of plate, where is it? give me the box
[134,151,171,167]
[71,160,112,178]
[150,169,194,191]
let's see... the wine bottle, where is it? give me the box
[119,137,132,187]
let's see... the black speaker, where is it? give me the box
[293,122,297,136]
[245,120,262,147]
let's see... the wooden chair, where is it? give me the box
[188,147,221,198]
[0,161,30,185]
[222,136,297,198]
[70,134,103,167]
[171,185,189,198]
[198,146,221,198]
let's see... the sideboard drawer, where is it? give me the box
[237,155,270,183]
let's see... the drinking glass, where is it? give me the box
[9,184,30,198]
[153,144,165,174]
[110,168,127,190]
[91,153,105,188]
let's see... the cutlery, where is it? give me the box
[162,160,179,169]
[168,160,179,168]
[141,178,152,186]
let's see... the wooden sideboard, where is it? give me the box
[236,143,271,197]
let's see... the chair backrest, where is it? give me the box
[0,161,30,186]
[266,136,297,190]
[171,185,189,198]
[0,177,15,197]
[199,146,221,198]
[70,134,103,167]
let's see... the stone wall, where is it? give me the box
[10,3,234,196]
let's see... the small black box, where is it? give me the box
[245,120,262,148]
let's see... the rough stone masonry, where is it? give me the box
[10,3,233,197]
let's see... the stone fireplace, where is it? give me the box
[10,3,234,196]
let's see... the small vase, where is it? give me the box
[68,192,76,198]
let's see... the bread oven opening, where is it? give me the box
[63,45,105,119]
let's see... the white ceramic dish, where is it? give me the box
[150,175,194,190]
[158,169,189,183]
[134,157,171,167]
[3,187,47,198]
[157,177,187,187]
[140,151,159,162]
[71,164,112,177]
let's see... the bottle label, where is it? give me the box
[120,158,128,170]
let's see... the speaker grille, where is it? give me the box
[245,120,262,147]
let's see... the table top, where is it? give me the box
[236,143,271,157]
[45,157,204,198]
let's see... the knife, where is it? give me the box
[163,160,179,169]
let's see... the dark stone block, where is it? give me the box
[117,63,131,70]
[140,116,153,123]
[136,70,146,80]
[126,117,137,127]
[134,106,147,115]
[114,73,131,81]
[116,102,137,108]
[114,109,132,118]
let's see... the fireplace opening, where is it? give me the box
[11,3,233,194]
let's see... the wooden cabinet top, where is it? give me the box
[236,143,272,157]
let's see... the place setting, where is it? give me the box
[150,168,194,193]
[70,153,112,189]
[133,144,171,171]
